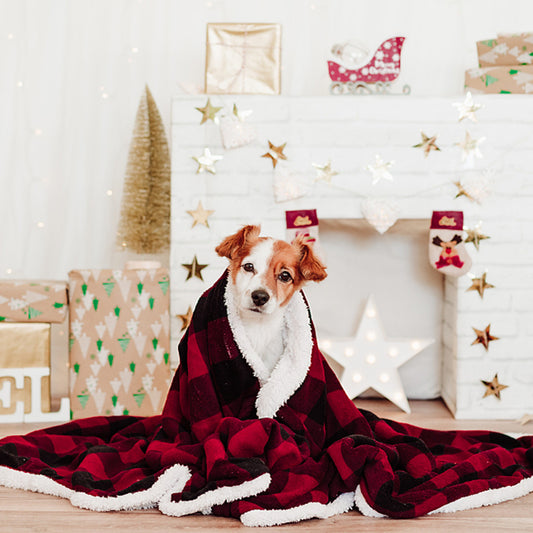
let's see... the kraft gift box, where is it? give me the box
[68,268,171,419]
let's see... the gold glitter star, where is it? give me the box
[413,132,440,157]
[186,201,215,228]
[454,181,476,202]
[472,324,499,351]
[182,255,208,281]
[481,374,508,400]
[465,226,490,251]
[466,272,494,298]
[192,147,223,174]
[262,141,287,168]
[195,98,222,124]
[176,306,193,332]
[312,160,339,183]
[453,91,483,123]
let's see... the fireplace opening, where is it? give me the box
[304,218,445,400]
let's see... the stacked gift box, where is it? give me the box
[68,268,171,419]
[0,280,70,422]
[465,32,533,93]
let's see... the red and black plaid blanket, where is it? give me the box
[0,272,532,526]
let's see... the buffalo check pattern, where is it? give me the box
[0,272,532,524]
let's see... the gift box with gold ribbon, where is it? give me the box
[205,23,282,94]
[0,322,51,419]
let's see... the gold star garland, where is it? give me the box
[195,98,223,124]
[261,141,287,168]
[182,255,208,282]
[471,324,499,351]
[186,201,215,228]
[413,132,440,157]
[176,306,194,332]
[465,227,490,251]
[466,272,494,298]
[481,374,508,400]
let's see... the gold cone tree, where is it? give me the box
[117,85,171,254]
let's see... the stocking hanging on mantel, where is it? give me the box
[429,211,471,277]
[116,85,171,254]
[285,210,319,247]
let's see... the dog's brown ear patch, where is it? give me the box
[293,237,327,282]
[215,225,261,260]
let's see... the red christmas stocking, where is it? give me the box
[429,211,471,277]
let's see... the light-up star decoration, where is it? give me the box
[365,155,394,185]
[453,91,483,123]
[192,148,223,174]
[320,296,434,413]
[456,131,485,163]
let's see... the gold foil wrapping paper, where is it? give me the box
[0,323,51,414]
[205,23,281,95]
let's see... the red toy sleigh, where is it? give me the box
[328,36,410,95]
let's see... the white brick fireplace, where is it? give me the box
[171,94,533,420]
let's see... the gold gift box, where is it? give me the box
[205,23,281,94]
[0,323,51,414]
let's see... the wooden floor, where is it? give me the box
[0,399,532,532]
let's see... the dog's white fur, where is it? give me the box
[216,225,327,376]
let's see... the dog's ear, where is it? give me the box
[293,236,327,282]
[215,225,261,259]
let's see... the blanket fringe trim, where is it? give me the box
[240,490,356,527]
[0,464,190,512]
[355,475,533,518]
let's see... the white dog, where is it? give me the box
[216,225,327,374]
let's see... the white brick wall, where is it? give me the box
[171,94,533,420]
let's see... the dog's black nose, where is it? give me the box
[251,290,270,307]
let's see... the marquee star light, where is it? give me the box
[471,324,499,351]
[481,373,508,400]
[365,155,394,185]
[466,272,494,298]
[262,141,287,168]
[192,148,223,174]
[413,132,440,157]
[456,131,485,162]
[181,255,208,282]
[312,160,339,183]
[186,201,215,228]
[453,91,483,123]
[320,295,434,413]
[195,98,223,124]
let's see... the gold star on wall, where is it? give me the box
[518,413,533,425]
[453,181,476,202]
[262,141,287,168]
[195,98,222,124]
[176,306,193,332]
[312,160,339,183]
[465,226,490,251]
[182,255,208,281]
[481,374,508,400]
[186,201,214,228]
[413,132,440,157]
[192,148,223,174]
[453,91,483,123]
[471,324,499,351]
[466,272,494,298]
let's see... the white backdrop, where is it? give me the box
[2,0,533,279]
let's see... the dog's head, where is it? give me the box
[216,225,327,316]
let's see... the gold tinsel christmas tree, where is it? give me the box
[116,85,170,254]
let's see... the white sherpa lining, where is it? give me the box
[0,463,190,512]
[240,490,356,527]
[159,472,271,517]
[224,281,313,419]
[355,474,533,518]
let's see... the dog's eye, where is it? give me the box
[278,271,293,283]
[242,263,255,273]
